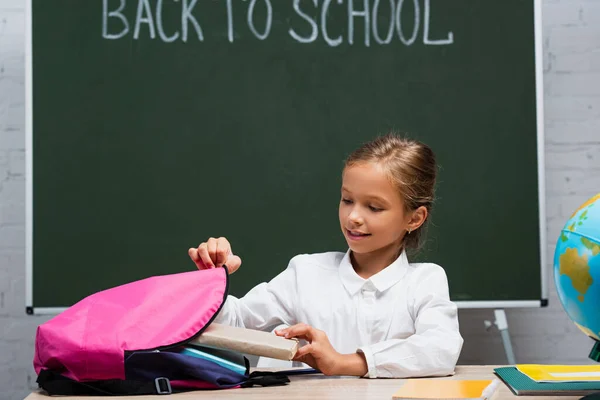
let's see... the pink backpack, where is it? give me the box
[34,266,290,395]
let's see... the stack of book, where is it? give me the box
[494,364,600,396]
[175,323,300,374]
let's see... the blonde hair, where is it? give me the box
[344,133,437,252]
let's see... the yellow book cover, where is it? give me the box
[392,379,500,400]
[517,364,600,382]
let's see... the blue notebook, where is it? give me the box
[494,366,600,396]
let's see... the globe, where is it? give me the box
[554,193,600,360]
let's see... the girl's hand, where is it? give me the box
[188,237,242,274]
[276,324,342,376]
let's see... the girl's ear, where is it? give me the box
[408,206,428,232]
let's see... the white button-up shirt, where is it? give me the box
[214,250,464,378]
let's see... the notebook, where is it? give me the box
[392,379,499,400]
[186,342,247,366]
[494,366,600,396]
[178,345,247,375]
[189,323,299,360]
[517,364,600,382]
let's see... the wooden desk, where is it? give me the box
[24,366,585,400]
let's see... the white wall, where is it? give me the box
[1,1,599,399]
[1,2,42,400]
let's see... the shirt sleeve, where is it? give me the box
[213,256,299,332]
[357,264,464,378]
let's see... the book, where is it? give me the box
[392,379,499,400]
[178,346,247,375]
[186,342,247,366]
[517,364,600,382]
[494,366,600,396]
[189,323,299,360]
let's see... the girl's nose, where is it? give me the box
[348,208,363,224]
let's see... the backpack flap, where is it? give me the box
[34,267,229,382]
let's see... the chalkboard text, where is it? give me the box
[102,0,454,46]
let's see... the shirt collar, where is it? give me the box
[339,249,410,296]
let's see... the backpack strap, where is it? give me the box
[240,371,291,388]
[39,369,291,394]
[37,369,174,396]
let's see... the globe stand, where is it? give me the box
[580,341,600,400]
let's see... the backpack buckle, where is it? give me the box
[154,377,172,395]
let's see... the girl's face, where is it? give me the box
[339,162,411,256]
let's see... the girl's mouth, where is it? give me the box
[346,229,371,240]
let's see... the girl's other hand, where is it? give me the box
[188,237,242,274]
[276,324,342,376]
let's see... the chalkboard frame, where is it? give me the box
[24,0,548,315]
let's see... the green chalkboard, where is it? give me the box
[27,0,546,313]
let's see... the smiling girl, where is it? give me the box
[188,133,463,378]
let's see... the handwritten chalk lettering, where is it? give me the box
[225,0,235,42]
[157,0,180,42]
[100,0,453,47]
[396,0,418,45]
[102,0,130,40]
[321,0,343,46]
[287,0,452,47]
[348,0,369,46]
[134,0,156,39]
[247,0,272,40]
[182,0,203,42]
[423,0,453,45]
[372,0,394,45]
[102,0,201,42]
[289,0,318,44]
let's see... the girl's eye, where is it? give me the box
[342,198,353,204]
[369,205,383,212]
